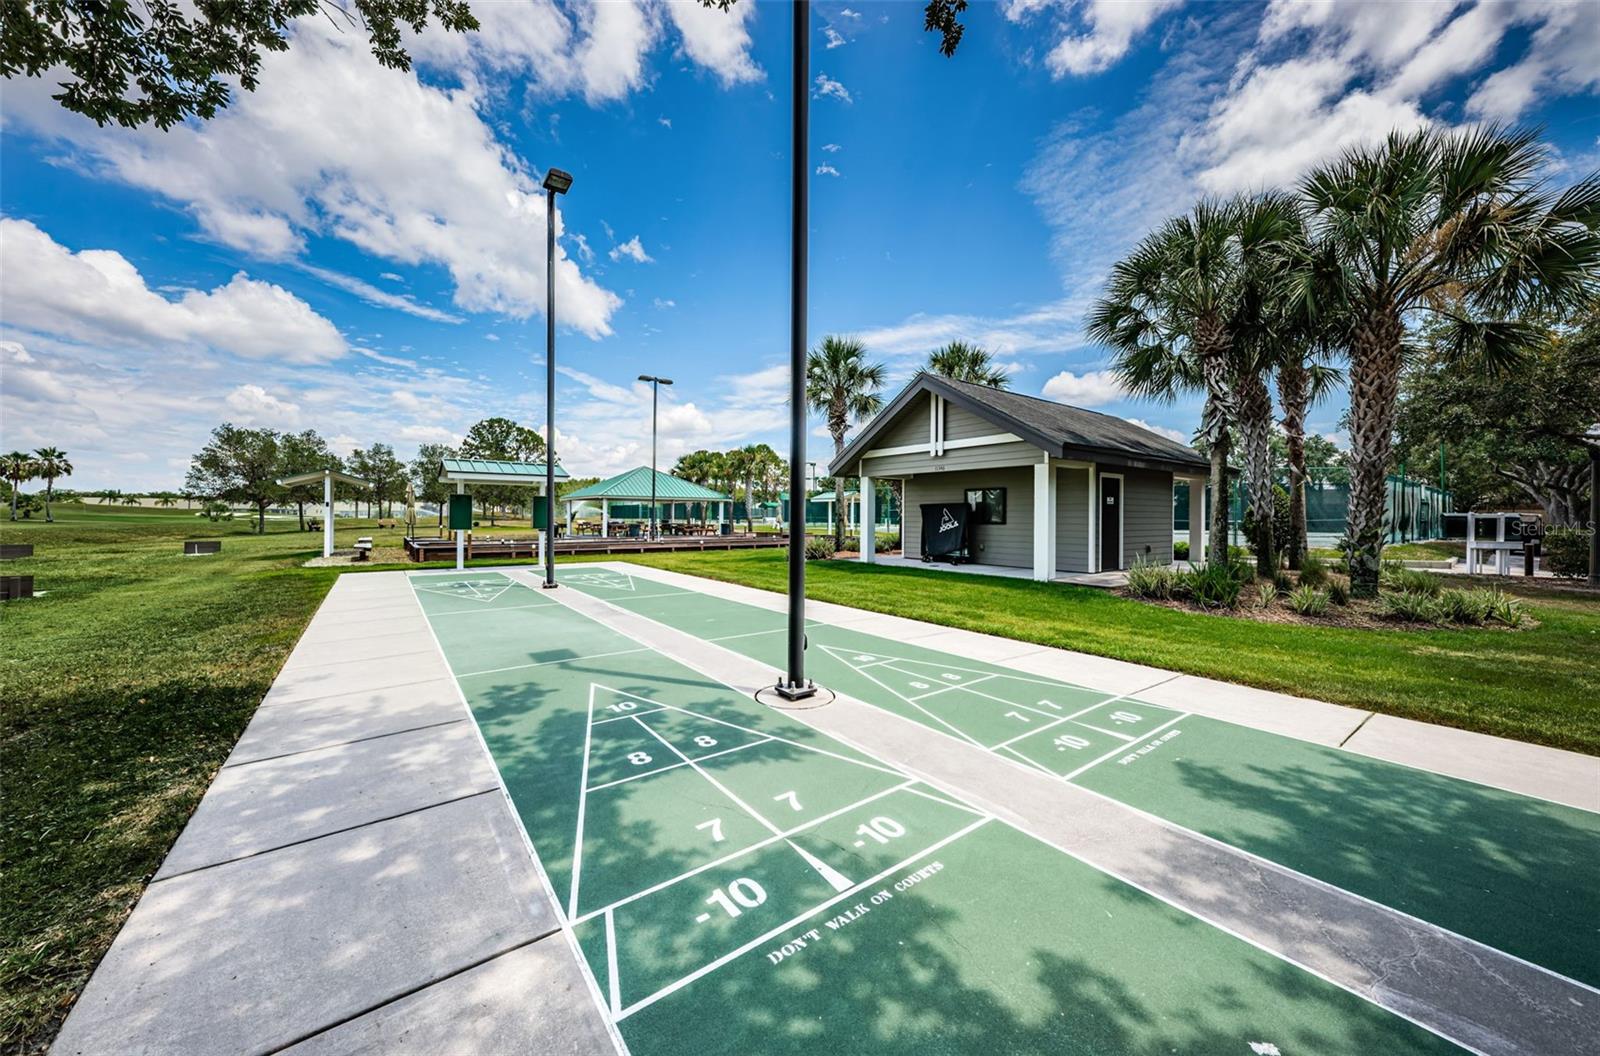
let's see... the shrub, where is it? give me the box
[1328,575,1350,605]
[1271,568,1293,594]
[1543,527,1592,579]
[1380,590,1441,623]
[1174,539,1189,561]
[1183,561,1247,609]
[804,537,837,560]
[1478,586,1527,628]
[1381,563,1442,596]
[1254,581,1279,608]
[875,532,900,554]
[1126,559,1180,600]
[1287,585,1330,617]
[1297,552,1329,588]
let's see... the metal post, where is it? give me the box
[776,0,815,701]
[455,481,465,571]
[544,185,557,588]
[323,471,333,559]
[1590,446,1599,587]
[650,381,659,541]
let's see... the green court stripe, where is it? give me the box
[615,817,993,1022]
[426,601,558,616]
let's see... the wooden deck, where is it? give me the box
[403,533,789,561]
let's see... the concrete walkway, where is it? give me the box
[53,571,614,1056]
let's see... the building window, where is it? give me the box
[965,487,1007,525]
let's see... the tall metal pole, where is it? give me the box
[1589,446,1599,587]
[543,185,557,589]
[649,381,659,541]
[777,0,815,700]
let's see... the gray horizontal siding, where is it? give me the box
[1120,466,1174,567]
[877,392,931,451]
[1056,467,1089,572]
[865,441,1037,478]
[944,404,1001,442]
[904,466,1034,568]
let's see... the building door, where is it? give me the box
[1100,476,1122,570]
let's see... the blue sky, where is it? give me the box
[2,0,1597,489]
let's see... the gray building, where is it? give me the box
[829,374,1211,581]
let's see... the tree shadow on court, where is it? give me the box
[619,864,1462,1056]
[1160,748,1600,986]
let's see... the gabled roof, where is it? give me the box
[563,466,730,502]
[830,373,1208,475]
[439,458,568,484]
[278,468,370,489]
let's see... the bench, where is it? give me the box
[1,575,34,601]
[353,537,374,561]
[183,540,222,556]
[0,544,34,560]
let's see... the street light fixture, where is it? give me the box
[542,167,572,589]
[639,374,673,541]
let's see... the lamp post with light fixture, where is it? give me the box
[542,167,572,589]
[639,374,673,541]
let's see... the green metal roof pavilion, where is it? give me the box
[438,458,568,486]
[564,466,730,503]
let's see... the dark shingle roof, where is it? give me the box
[830,373,1208,474]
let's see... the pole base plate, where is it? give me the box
[758,682,832,711]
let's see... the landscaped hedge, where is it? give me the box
[1543,526,1593,579]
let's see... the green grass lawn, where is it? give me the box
[602,550,1600,755]
[1,506,1594,1051]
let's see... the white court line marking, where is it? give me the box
[428,601,560,617]
[634,717,784,836]
[787,838,855,893]
[591,705,671,726]
[605,908,621,1017]
[616,818,993,1022]
[456,647,651,680]
[586,738,776,792]
[824,650,986,751]
[1061,714,1188,781]
[910,676,1087,722]
[906,671,1000,701]
[587,683,905,780]
[573,781,916,926]
[1071,721,1139,742]
[612,590,694,603]
[989,693,1146,750]
[404,579,631,1056]
[901,784,988,817]
[707,627,786,643]
[823,645,1098,692]
[568,684,599,921]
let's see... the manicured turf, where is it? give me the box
[562,567,1600,990]
[581,550,1600,754]
[412,570,1468,1055]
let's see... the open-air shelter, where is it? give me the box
[562,467,731,537]
[277,468,371,558]
[438,457,568,568]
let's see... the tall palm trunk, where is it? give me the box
[1277,360,1310,569]
[830,408,848,552]
[43,478,54,522]
[1345,308,1404,596]
[1195,319,1234,565]
[1237,369,1276,576]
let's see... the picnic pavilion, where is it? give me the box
[562,467,732,537]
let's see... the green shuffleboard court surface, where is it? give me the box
[411,570,1470,1055]
[560,567,1600,992]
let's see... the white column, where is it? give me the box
[322,472,334,558]
[859,476,877,563]
[827,501,834,534]
[1032,460,1057,581]
[455,481,465,571]
[565,499,574,536]
[720,500,727,531]
[1186,477,1204,567]
[602,498,610,536]
[1087,465,1099,573]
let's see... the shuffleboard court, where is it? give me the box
[411,570,1470,1055]
[560,567,1600,992]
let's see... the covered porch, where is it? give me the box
[867,552,1197,588]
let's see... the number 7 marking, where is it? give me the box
[1004,711,1030,723]
[696,818,725,842]
[773,790,802,811]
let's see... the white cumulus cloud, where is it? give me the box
[609,236,654,264]
[1040,369,1126,406]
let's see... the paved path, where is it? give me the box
[53,571,615,1056]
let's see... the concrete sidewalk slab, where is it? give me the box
[157,723,494,878]
[301,613,430,645]
[263,652,450,706]
[53,794,553,1056]
[1346,712,1599,813]
[281,939,615,1056]
[285,629,438,668]
[1135,674,1370,747]
[227,678,465,764]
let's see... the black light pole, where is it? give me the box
[1587,426,1600,588]
[542,166,573,589]
[638,375,673,540]
[776,0,815,701]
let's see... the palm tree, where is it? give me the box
[926,341,1009,388]
[1301,126,1600,594]
[4,451,37,521]
[1089,194,1297,565]
[30,447,71,522]
[806,335,887,550]
[155,494,180,508]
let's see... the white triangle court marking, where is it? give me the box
[818,642,1092,692]
[415,579,514,604]
[787,839,854,893]
[569,684,599,921]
